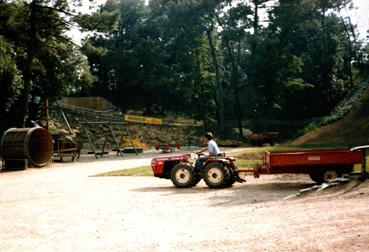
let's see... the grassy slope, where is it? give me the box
[95,166,153,176]
[290,85,369,146]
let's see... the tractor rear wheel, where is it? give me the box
[171,163,199,188]
[221,166,237,188]
[222,176,236,188]
[203,162,230,189]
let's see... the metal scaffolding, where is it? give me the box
[81,121,138,159]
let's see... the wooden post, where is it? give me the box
[85,129,98,159]
[125,124,138,155]
[60,109,73,134]
[109,124,123,156]
[45,98,49,129]
[100,137,108,157]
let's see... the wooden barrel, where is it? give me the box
[0,127,53,167]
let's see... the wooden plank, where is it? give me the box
[60,109,73,134]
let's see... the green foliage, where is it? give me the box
[0,36,22,126]
[0,0,116,127]
[82,0,219,122]
[1,0,368,139]
[296,77,369,137]
[75,12,119,33]
[79,0,368,139]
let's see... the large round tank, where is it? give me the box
[0,127,53,167]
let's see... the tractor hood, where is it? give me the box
[152,154,190,162]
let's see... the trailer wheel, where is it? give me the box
[171,163,199,188]
[203,163,230,189]
[323,170,339,181]
[309,173,321,183]
[309,169,339,184]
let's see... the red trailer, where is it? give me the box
[240,148,363,183]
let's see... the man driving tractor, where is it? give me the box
[195,132,221,171]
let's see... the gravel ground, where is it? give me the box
[0,151,369,252]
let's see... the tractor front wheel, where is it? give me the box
[171,163,199,188]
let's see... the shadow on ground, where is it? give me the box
[131,180,315,206]
[207,182,314,206]
[0,167,26,173]
[131,185,212,195]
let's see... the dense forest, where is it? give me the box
[1,0,369,139]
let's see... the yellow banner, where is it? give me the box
[124,115,163,125]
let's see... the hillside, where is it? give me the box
[291,86,369,146]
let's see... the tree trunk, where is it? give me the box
[233,80,243,138]
[338,1,358,87]
[225,40,243,138]
[198,83,208,130]
[320,1,329,89]
[249,1,260,131]
[45,98,49,129]
[338,12,353,87]
[251,1,259,59]
[19,0,38,127]
[206,21,225,134]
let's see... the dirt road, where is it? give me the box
[0,154,369,251]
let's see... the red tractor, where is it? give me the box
[151,153,245,189]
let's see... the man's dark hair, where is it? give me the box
[204,132,213,140]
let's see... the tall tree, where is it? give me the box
[0,35,22,131]
[0,0,118,127]
[217,3,253,137]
